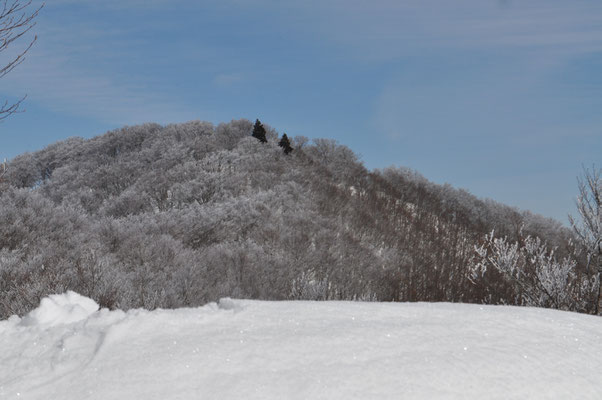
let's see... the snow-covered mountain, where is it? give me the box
[1,292,601,399]
[1,120,594,317]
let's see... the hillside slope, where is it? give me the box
[0,120,595,316]
[1,293,601,400]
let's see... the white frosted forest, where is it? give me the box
[1,120,599,317]
[1,292,601,399]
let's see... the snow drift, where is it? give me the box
[1,292,601,399]
[19,291,100,327]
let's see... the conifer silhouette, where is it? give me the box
[252,119,267,143]
[278,133,293,155]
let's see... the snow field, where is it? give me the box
[1,293,601,399]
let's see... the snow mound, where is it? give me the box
[217,297,242,311]
[20,291,99,327]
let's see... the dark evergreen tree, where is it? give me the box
[278,133,293,155]
[252,119,267,143]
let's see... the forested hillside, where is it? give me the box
[0,119,597,317]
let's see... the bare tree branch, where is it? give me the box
[0,0,43,120]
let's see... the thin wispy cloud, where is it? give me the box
[48,0,179,8]
[7,57,196,125]
[3,44,198,125]
[213,72,244,87]
[354,1,602,137]
[219,0,602,63]
[302,1,602,59]
[1,0,202,125]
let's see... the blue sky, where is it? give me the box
[1,0,601,223]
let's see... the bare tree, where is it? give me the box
[0,158,6,183]
[569,166,602,314]
[1,0,43,120]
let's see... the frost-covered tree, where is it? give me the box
[470,230,590,310]
[252,119,267,143]
[278,133,293,155]
[569,167,602,314]
[1,0,43,120]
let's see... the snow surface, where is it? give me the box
[1,293,601,400]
